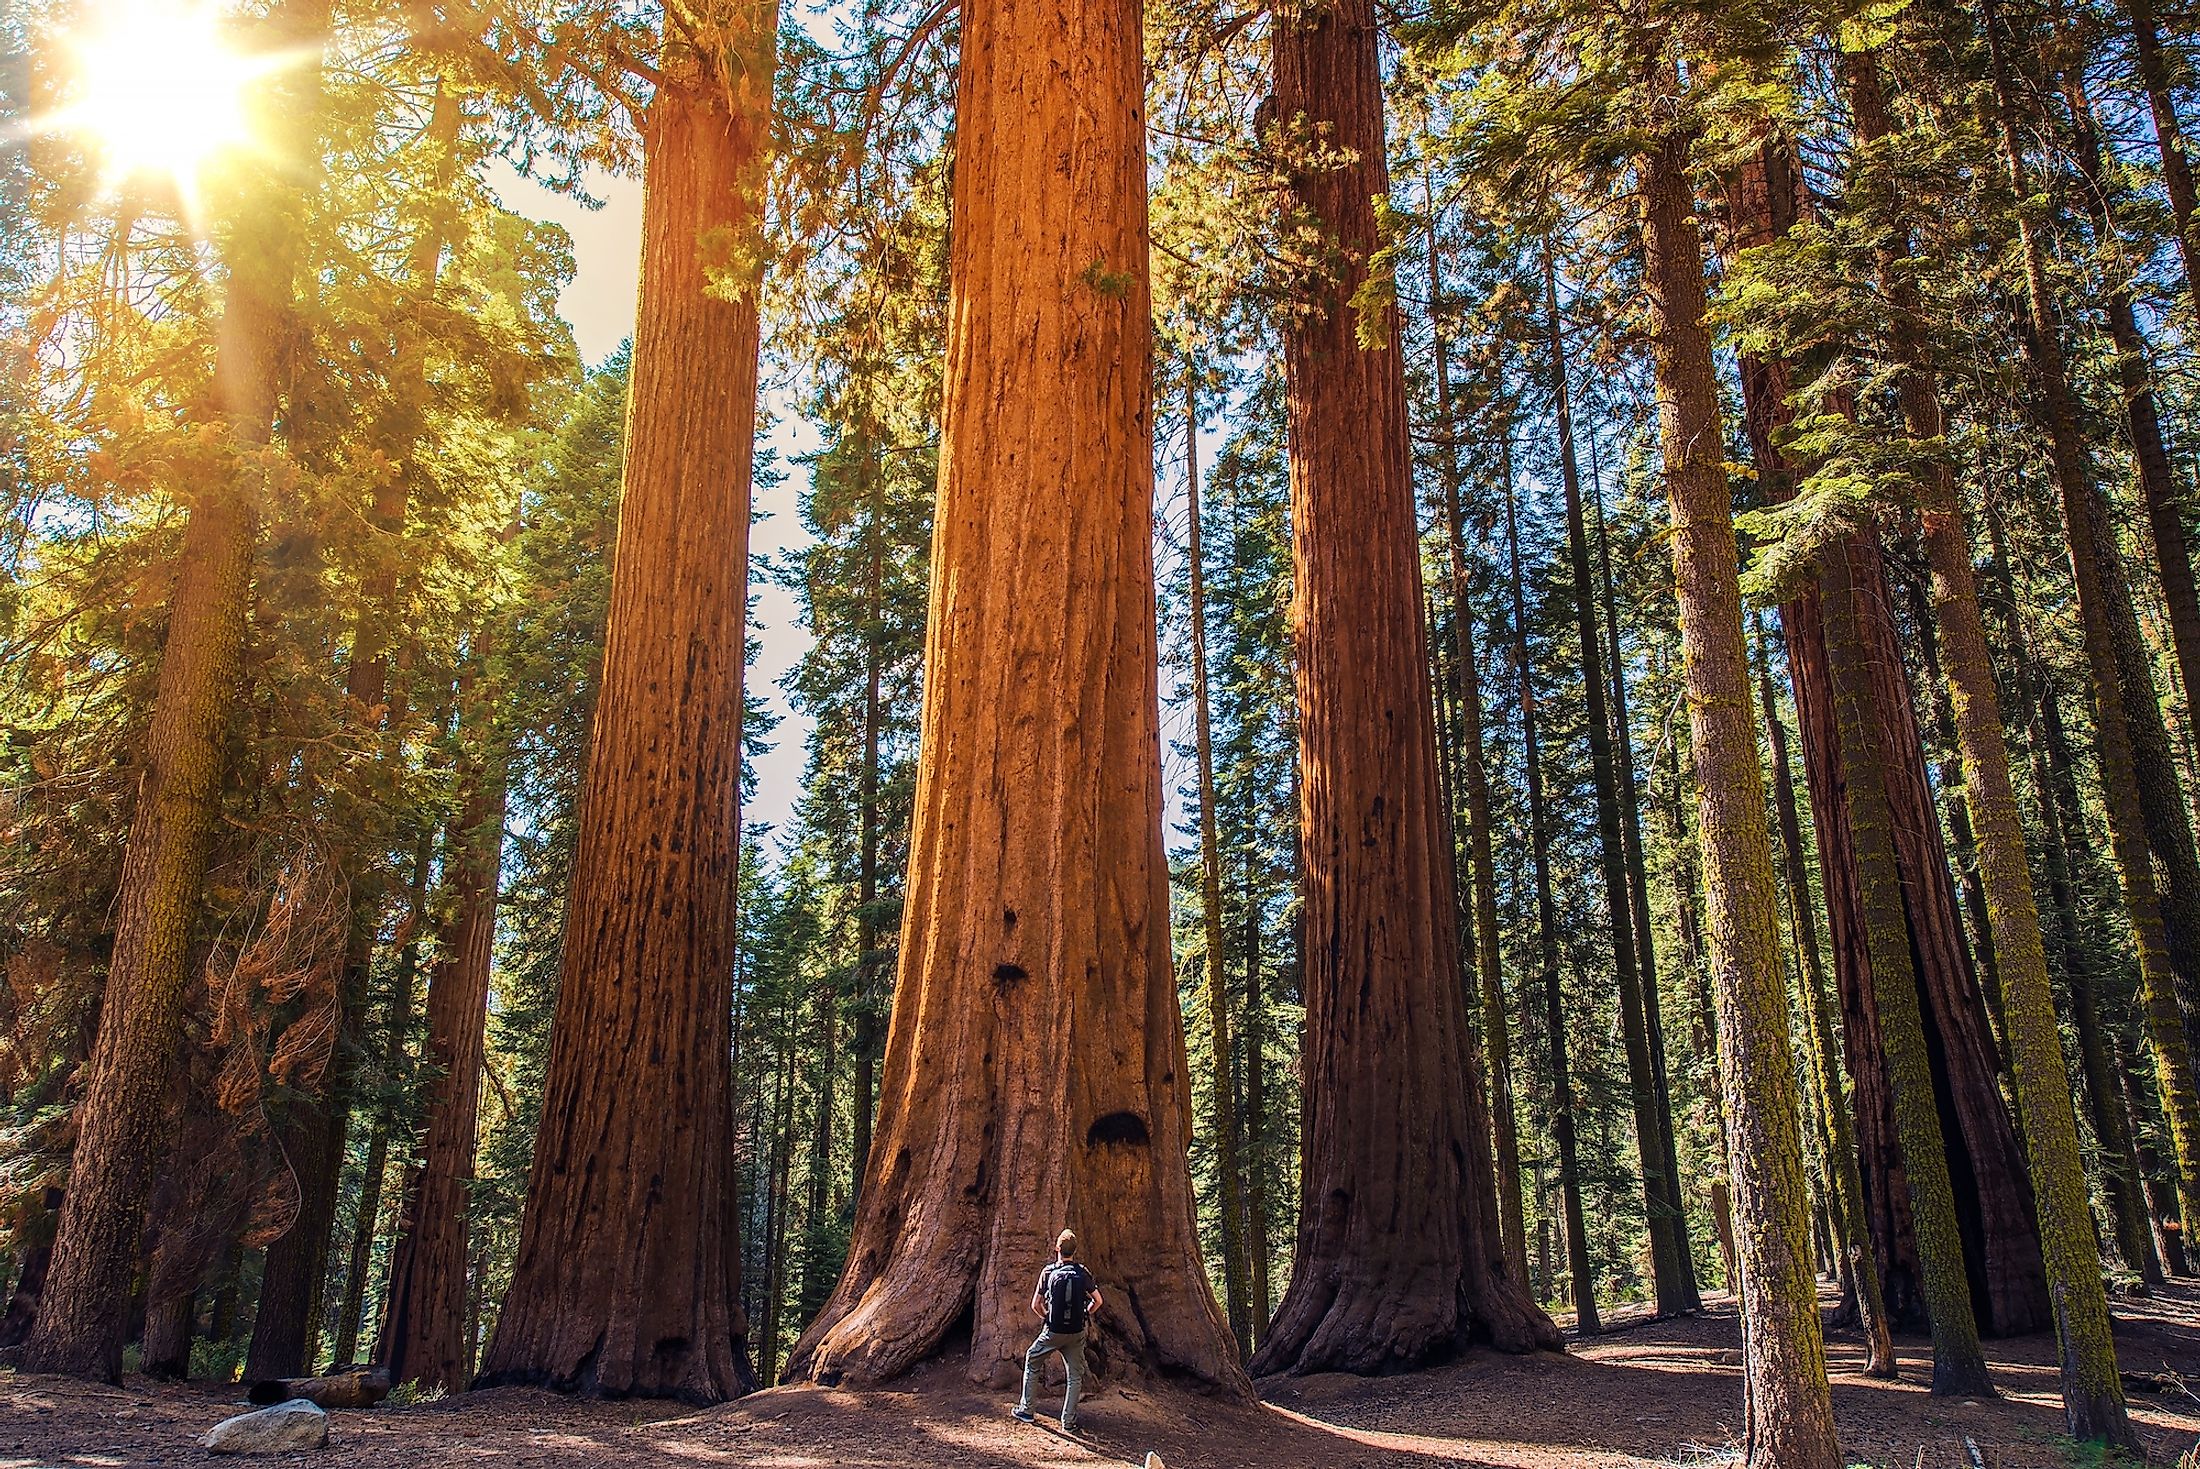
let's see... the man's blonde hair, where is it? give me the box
[1056,1229,1079,1258]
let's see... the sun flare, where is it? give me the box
[53,1,264,201]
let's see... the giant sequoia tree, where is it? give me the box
[1252,0,1557,1375]
[786,0,1245,1391]
[475,4,776,1402]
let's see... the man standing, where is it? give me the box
[1014,1229,1101,1432]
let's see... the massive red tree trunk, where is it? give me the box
[785,0,1244,1393]
[1249,0,1557,1375]
[474,24,774,1403]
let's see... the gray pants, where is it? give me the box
[1018,1327,1086,1429]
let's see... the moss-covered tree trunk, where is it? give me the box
[1634,85,1838,1468]
[786,0,1245,1392]
[1992,471,2188,1279]
[1907,602,2005,1046]
[1819,539,1993,1398]
[1871,81,2132,1428]
[1781,546,2045,1337]
[2120,1022,2194,1276]
[2023,660,2167,1282]
[1867,514,2140,1435]
[20,489,257,1384]
[475,22,775,1401]
[1978,0,2200,1243]
[1729,113,2046,1340]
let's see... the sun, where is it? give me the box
[51,1,265,202]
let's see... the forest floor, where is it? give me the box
[5,1284,2199,1469]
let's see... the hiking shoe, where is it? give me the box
[1061,1422,1078,1436]
[1011,1408,1036,1424]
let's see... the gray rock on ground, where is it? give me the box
[202,1398,329,1454]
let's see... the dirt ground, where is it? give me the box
[5,1285,2197,1468]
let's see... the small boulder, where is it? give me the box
[1144,1455,1167,1469]
[203,1399,329,1455]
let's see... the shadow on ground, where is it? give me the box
[3,1283,2196,1467]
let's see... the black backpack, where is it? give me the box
[1045,1263,1092,1334]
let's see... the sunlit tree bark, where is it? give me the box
[788,0,1244,1390]
[477,13,776,1400]
[1250,0,1556,1374]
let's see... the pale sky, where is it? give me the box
[489,163,821,840]
[488,163,1209,862]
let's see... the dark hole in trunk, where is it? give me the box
[1085,1112,1150,1147]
